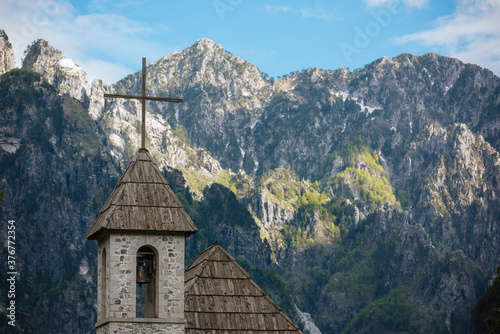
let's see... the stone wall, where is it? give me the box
[97,321,184,334]
[96,231,185,333]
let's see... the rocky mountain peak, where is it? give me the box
[22,39,61,72]
[369,56,392,70]
[151,38,224,68]
[0,29,15,75]
[106,37,274,174]
[22,39,89,105]
[191,37,222,53]
[392,52,414,62]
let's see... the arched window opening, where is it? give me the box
[136,246,157,318]
[101,248,107,319]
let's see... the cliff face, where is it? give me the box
[0,68,120,333]
[0,34,499,333]
[400,122,500,271]
[22,39,89,105]
[0,30,15,75]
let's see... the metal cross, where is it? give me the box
[104,57,183,149]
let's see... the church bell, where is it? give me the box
[136,256,153,286]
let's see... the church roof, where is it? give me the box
[86,148,198,240]
[184,242,303,334]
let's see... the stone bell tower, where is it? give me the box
[86,148,198,334]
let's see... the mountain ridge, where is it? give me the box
[1,31,499,333]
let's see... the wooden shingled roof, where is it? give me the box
[185,242,303,334]
[86,148,198,240]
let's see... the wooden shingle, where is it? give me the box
[86,148,198,240]
[185,243,302,333]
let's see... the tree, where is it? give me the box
[472,266,500,334]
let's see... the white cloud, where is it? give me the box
[0,0,74,65]
[264,4,343,21]
[75,13,154,36]
[0,0,168,83]
[82,58,133,85]
[363,0,428,8]
[395,0,500,76]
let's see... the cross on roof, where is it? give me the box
[104,57,183,149]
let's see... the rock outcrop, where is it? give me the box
[22,39,89,105]
[0,30,15,75]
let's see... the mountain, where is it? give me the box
[0,30,15,75]
[0,30,499,333]
[0,67,119,332]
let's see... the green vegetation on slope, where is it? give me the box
[335,168,396,209]
[161,169,297,321]
[341,288,417,334]
[472,266,500,334]
[319,139,398,210]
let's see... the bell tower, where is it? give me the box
[86,148,198,334]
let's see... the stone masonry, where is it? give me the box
[96,231,185,334]
[97,322,184,334]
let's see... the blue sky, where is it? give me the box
[1,0,499,84]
